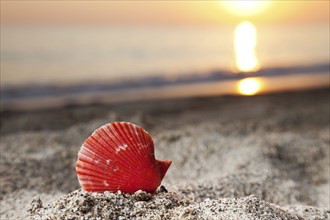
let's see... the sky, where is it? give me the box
[1,1,329,26]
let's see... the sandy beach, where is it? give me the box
[0,88,329,219]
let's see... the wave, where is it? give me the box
[1,63,329,111]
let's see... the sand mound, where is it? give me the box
[28,188,328,220]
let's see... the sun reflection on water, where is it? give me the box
[237,77,263,96]
[234,21,259,72]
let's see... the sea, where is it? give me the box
[1,24,329,110]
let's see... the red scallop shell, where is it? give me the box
[76,122,172,193]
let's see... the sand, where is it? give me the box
[0,88,329,219]
[26,189,328,219]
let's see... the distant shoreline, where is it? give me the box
[1,63,329,111]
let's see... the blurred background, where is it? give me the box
[1,0,329,110]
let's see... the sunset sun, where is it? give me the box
[222,0,272,16]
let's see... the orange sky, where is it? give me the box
[1,1,329,26]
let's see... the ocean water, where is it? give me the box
[1,24,329,87]
[1,24,329,110]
